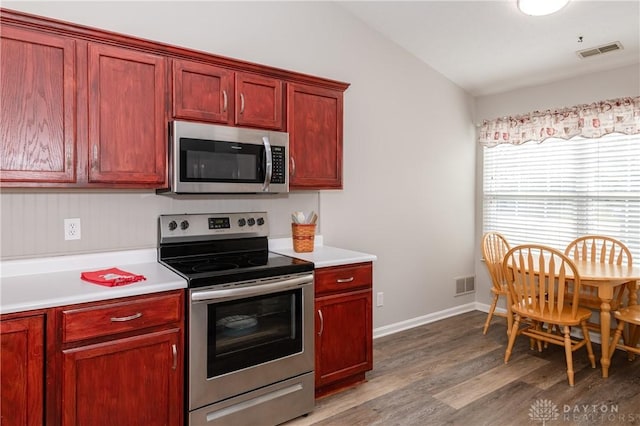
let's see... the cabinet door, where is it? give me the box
[1,315,45,426]
[61,328,182,426]
[172,59,233,124]
[287,83,343,190]
[315,289,372,389]
[1,26,76,184]
[87,43,166,185]
[235,72,283,130]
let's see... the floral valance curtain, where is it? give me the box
[478,96,640,147]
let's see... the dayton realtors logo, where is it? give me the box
[529,399,560,425]
[529,399,639,424]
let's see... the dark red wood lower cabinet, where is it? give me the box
[314,263,373,398]
[0,314,45,426]
[61,328,182,426]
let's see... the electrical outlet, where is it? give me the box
[376,292,384,307]
[64,218,81,240]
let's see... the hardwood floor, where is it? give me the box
[286,311,640,426]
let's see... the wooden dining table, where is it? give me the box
[571,260,640,378]
[506,257,640,378]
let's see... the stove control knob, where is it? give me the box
[168,220,177,231]
[257,217,265,226]
[247,218,256,226]
[180,220,190,230]
[238,218,246,227]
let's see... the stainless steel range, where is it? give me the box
[158,212,315,426]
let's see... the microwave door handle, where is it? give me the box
[262,136,272,192]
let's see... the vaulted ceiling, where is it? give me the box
[339,0,640,96]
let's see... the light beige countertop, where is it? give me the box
[269,236,377,268]
[0,249,187,315]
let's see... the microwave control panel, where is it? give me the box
[271,146,286,184]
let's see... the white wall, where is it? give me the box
[474,63,640,309]
[1,2,477,329]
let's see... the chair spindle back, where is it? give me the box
[503,244,581,320]
[482,232,511,292]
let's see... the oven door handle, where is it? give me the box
[191,274,313,302]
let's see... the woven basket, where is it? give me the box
[292,223,316,253]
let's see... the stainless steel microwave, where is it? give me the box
[159,121,289,194]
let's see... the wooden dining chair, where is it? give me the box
[608,304,640,365]
[503,244,596,386]
[481,232,512,335]
[564,235,633,333]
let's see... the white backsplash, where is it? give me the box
[0,190,320,260]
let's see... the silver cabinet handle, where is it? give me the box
[172,344,177,370]
[240,93,245,114]
[110,312,142,322]
[336,277,354,283]
[222,90,228,112]
[291,157,296,176]
[317,309,324,336]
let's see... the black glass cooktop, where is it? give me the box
[159,241,313,288]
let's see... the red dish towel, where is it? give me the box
[81,267,146,287]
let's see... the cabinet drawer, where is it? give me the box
[315,263,372,295]
[61,292,182,344]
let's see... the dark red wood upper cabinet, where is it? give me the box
[235,72,284,130]
[172,63,283,130]
[0,314,45,426]
[287,83,344,190]
[0,9,350,189]
[0,26,76,183]
[172,59,234,125]
[87,42,167,185]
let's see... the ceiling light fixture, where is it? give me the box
[518,0,569,16]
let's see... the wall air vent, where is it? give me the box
[455,275,475,296]
[577,41,623,59]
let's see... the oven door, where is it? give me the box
[188,273,314,411]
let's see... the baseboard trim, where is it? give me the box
[373,302,478,339]
[375,302,603,344]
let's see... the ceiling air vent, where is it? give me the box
[577,41,623,59]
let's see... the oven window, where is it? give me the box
[207,289,302,378]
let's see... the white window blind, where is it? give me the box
[483,133,640,260]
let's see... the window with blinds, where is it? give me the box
[482,133,640,260]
